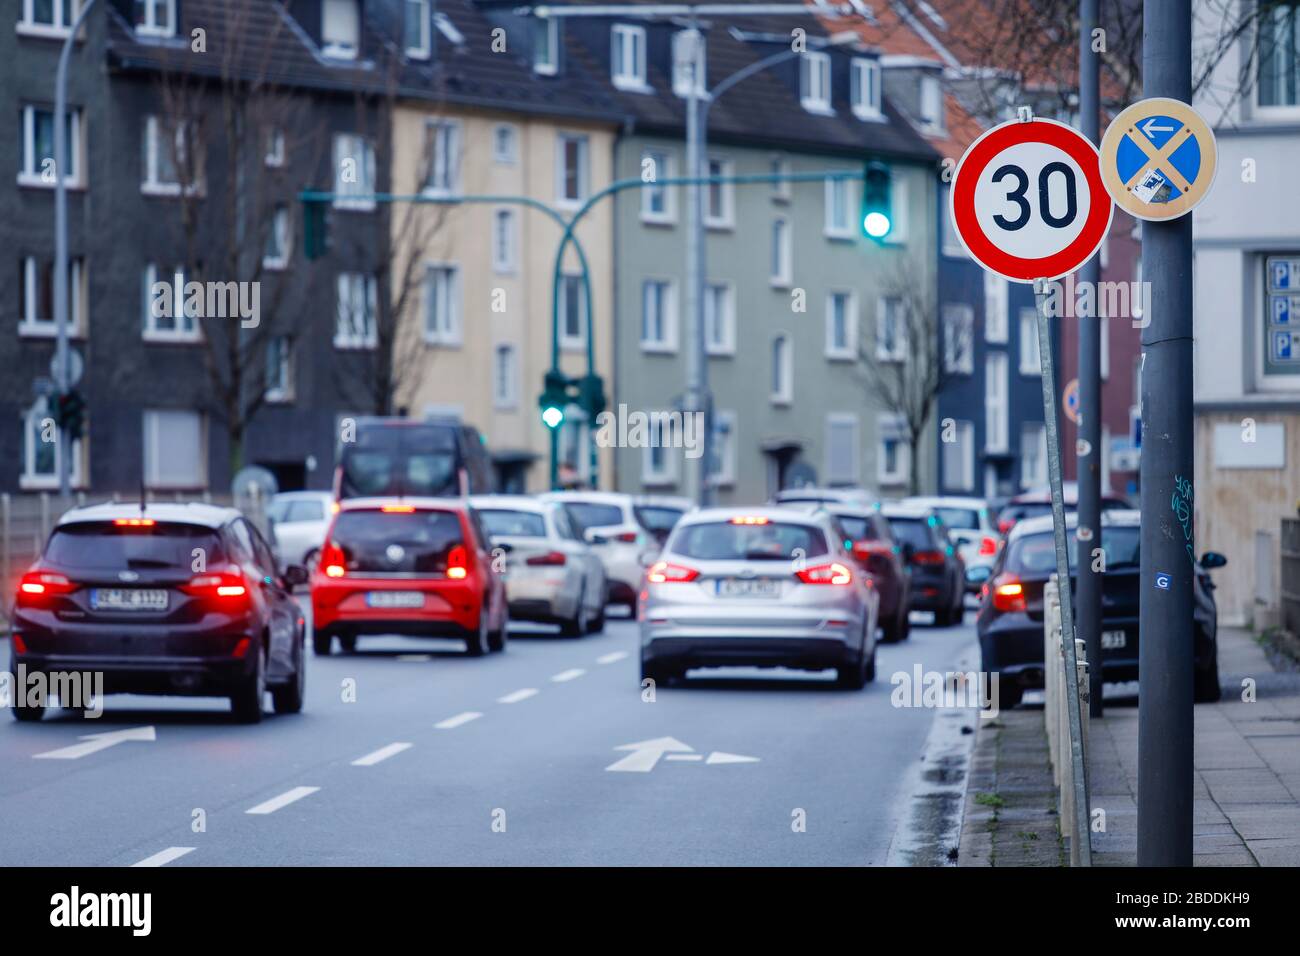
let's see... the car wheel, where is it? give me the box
[997,680,1023,711]
[640,657,669,686]
[896,607,911,641]
[231,642,266,724]
[863,629,877,682]
[339,635,357,654]
[12,675,46,721]
[1193,658,1222,704]
[465,612,490,657]
[933,604,952,627]
[312,629,332,656]
[836,652,868,690]
[560,587,587,637]
[302,549,319,575]
[271,634,306,715]
[586,601,606,634]
[487,614,508,653]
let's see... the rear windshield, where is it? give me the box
[885,518,936,551]
[340,424,460,499]
[932,507,980,531]
[283,499,326,522]
[671,521,828,561]
[564,502,624,531]
[46,522,225,570]
[476,509,547,539]
[1008,526,1140,576]
[634,506,684,534]
[330,509,463,573]
[834,515,881,542]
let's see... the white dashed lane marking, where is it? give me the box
[131,846,196,867]
[550,669,586,683]
[352,743,413,766]
[245,786,320,815]
[497,688,538,704]
[435,711,483,729]
[596,651,628,664]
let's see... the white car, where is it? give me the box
[541,491,661,614]
[905,496,999,589]
[470,496,607,635]
[268,491,334,571]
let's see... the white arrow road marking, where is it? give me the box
[351,742,412,766]
[435,711,482,729]
[606,736,695,773]
[596,651,628,664]
[131,846,196,868]
[706,752,761,765]
[550,668,585,683]
[664,754,704,761]
[246,786,319,815]
[1140,118,1175,139]
[33,725,156,760]
[497,688,538,704]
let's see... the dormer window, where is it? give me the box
[20,0,82,36]
[133,0,175,37]
[672,29,707,97]
[920,74,945,132]
[800,52,833,114]
[612,24,648,91]
[851,58,882,120]
[322,0,360,60]
[534,17,559,75]
[405,0,431,59]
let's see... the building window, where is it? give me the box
[23,399,82,489]
[919,74,945,132]
[557,133,588,206]
[825,290,857,359]
[492,208,517,275]
[20,105,81,188]
[534,17,559,75]
[1259,1,1300,109]
[1018,307,1041,374]
[771,334,793,404]
[642,414,678,486]
[985,352,1009,453]
[770,156,791,202]
[263,205,291,270]
[405,0,431,58]
[20,256,84,336]
[851,58,883,119]
[322,0,360,59]
[641,278,677,352]
[943,303,974,374]
[984,272,1008,342]
[1020,422,1047,488]
[943,420,975,492]
[885,175,909,244]
[423,264,460,346]
[493,124,517,164]
[672,29,706,97]
[611,24,648,90]
[800,51,832,113]
[640,147,676,223]
[711,410,737,487]
[142,115,198,196]
[133,0,175,37]
[877,414,909,486]
[704,281,735,356]
[144,409,204,489]
[19,0,82,35]
[335,272,377,349]
[826,414,860,485]
[332,133,375,210]
[142,264,200,342]
[265,336,293,403]
[421,120,460,196]
[493,343,518,410]
[770,217,792,286]
[265,128,285,168]
[824,177,853,238]
[559,274,587,350]
[876,296,907,362]
[705,158,734,228]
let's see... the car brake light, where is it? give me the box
[997,518,1015,535]
[381,504,415,513]
[321,542,346,578]
[796,562,853,585]
[615,531,639,543]
[446,545,469,580]
[17,571,77,599]
[912,550,946,565]
[113,518,155,527]
[181,570,249,601]
[730,516,769,525]
[979,536,998,556]
[647,561,699,583]
[991,574,1026,613]
[525,551,567,566]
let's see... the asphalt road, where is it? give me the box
[0,606,981,866]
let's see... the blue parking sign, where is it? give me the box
[1275,331,1293,361]
[1275,296,1291,325]
[1274,261,1291,290]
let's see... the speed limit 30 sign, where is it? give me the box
[950,117,1114,284]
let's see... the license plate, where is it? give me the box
[1101,629,1127,650]
[366,591,424,609]
[91,588,168,612]
[717,578,780,598]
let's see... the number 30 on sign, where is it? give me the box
[949,117,1114,284]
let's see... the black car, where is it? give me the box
[976,509,1224,709]
[335,416,494,501]
[881,504,966,626]
[10,503,308,723]
[819,506,912,643]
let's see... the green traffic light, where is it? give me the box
[863,211,891,238]
[861,161,892,242]
[541,406,564,429]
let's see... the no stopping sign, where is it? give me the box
[950,117,1113,283]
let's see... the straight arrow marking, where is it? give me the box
[33,725,156,760]
[606,736,694,773]
[706,751,761,765]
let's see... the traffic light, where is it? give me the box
[304,197,329,260]
[577,373,606,420]
[538,369,570,430]
[56,389,86,441]
[861,161,892,241]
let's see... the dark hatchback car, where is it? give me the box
[818,506,912,642]
[10,503,308,723]
[881,504,966,626]
[976,509,1225,709]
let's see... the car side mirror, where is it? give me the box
[1200,551,1227,570]
[495,541,514,553]
[283,564,309,587]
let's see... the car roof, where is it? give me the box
[635,495,693,510]
[336,497,469,513]
[56,501,240,530]
[677,506,831,529]
[908,496,987,510]
[1010,508,1141,540]
[468,494,550,514]
[542,491,633,506]
[880,503,932,519]
[272,490,333,501]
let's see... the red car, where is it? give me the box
[310,498,508,657]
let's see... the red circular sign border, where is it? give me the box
[951,118,1113,283]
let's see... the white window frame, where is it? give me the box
[877,413,909,486]
[919,74,945,132]
[422,263,461,347]
[640,278,678,353]
[770,217,792,287]
[984,271,1008,342]
[876,296,908,362]
[20,104,82,189]
[559,274,587,351]
[556,132,589,207]
[640,147,676,224]
[641,413,679,487]
[20,256,84,337]
[264,335,294,404]
[704,157,734,229]
[18,0,82,37]
[1018,307,1041,374]
[851,58,883,120]
[985,352,1010,454]
[142,114,193,196]
[321,0,360,59]
[534,17,559,75]
[825,413,861,486]
[704,281,736,356]
[265,128,285,168]
[134,0,176,38]
[142,263,201,343]
[771,333,793,405]
[1256,2,1300,118]
[143,409,206,490]
[825,290,858,360]
[493,342,519,410]
[824,176,853,239]
[405,0,431,59]
[334,271,378,350]
[800,51,833,114]
[421,119,460,197]
[22,399,83,490]
[770,155,791,202]
[332,132,376,211]
[611,24,649,91]
[493,123,518,164]
[943,303,974,374]
[263,205,291,271]
[672,29,707,97]
[943,419,976,493]
[710,409,737,487]
[1020,421,1048,489]
[492,207,518,275]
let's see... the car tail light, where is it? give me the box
[615,531,639,543]
[525,551,567,566]
[979,536,998,556]
[991,574,1026,613]
[446,545,470,580]
[647,561,699,583]
[796,562,853,585]
[730,516,769,525]
[912,550,946,565]
[321,541,346,578]
[17,571,77,604]
[182,569,249,602]
[381,504,415,513]
[113,518,155,527]
[997,518,1015,535]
